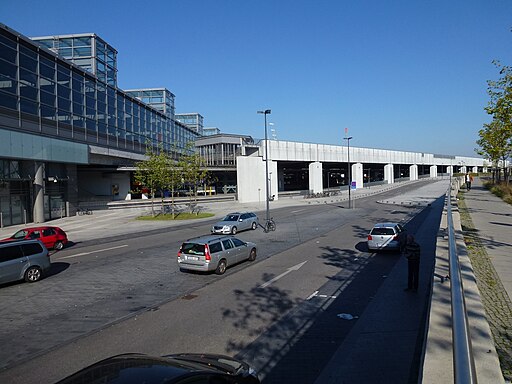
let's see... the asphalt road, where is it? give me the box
[0,180,450,383]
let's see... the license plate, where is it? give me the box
[187,256,199,261]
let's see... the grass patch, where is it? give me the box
[136,212,215,221]
[483,181,512,205]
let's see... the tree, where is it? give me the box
[162,146,184,219]
[480,61,512,183]
[134,142,170,217]
[179,143,211,214]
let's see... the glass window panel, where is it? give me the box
[74,36,91,47]
[73,46,91,57]
[97,100,105,114]
[58,97,70,111]
[86,106,95,119]
[20,97,38,114]
[72,58,92,67]
[40,90,55,106]
[97,60,106,72]
[0,43,17,63]
[40,78,55,94]
[19,53,37,72]
[41,104,56,119]
[0,34,16,50]
[86,96,95,109]
[57,109,71,124]
[72,90,83,104]
[59,38,73,48]
[39,55,54,68]
[36,39,54,49]
[73,115,84,128]
[98,121,106,134]
[0,90,17,110]
[19,68,37,87]
[0,59,16,80]
[58,47,72,57]
[72,102,83,115]
[72,74,84,92]
[19,44,37,59]
[19,84,37,100]
[57,84,70,99]
[40,63,55,80]
[86,118,96,131]
[0,76,16,94]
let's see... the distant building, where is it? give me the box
[203,127,221,136]
[125,88,175,120]
[175,113,203,135]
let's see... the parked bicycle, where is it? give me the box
[77,207,93,215]
[263,218,276,233]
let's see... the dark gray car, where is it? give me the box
[178,235,257,275]
[211,212,259,235]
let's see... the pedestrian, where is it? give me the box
[403,234,420,292]
[465,173,472,191]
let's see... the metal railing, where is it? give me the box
[447,181,478,383]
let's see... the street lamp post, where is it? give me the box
[257,109,271,223]
[344,136,353,208]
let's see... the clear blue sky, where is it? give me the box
[2,0,511,157]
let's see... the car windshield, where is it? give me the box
[222,214,239,222]
[371,228,395,236]
[11,230,29,239]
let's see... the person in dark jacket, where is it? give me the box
[404,234,420,292]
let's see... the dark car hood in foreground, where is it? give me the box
[55,353,260,384]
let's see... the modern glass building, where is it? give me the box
[31,33,118,86]
[176,113,204,135]
[0,23,199,226]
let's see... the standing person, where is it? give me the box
[465,173,472,191]
[404,234,420,292]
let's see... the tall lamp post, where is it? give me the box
[344,135,353,209]
[257,109,271,223]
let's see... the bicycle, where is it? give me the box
[263,218,276,233]
[77,207,93,215]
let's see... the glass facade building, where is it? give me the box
[175,113,204,135]
[0,23,200,226]
[31,33,118,87]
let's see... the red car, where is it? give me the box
[1,226,68,250]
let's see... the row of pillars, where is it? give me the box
[307,162,480,194]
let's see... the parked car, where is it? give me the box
[0,239,51,284]
[211,212,259,235]
[367,222,407,252]
[178,235,257,275]
[55,353,260,383]
[1,226,68,250]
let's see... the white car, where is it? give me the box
[367,222,407,252]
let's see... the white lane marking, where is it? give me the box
[306,291,319,300]
[306,291,337,300]
[291,209,306,213]
[259,261,308,289]
[56,244,129,259]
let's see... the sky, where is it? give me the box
[2,0,512,157]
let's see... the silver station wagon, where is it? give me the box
[211,212,259,235]
[0,239,51,284]
[178,235,257,275]
[367,222,407,252]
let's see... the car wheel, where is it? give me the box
[248,248,257,261]
[251,222,257,230]
[24,266,42,283]
[231,226,237,235]
[54,241,64,250]
[215,259,227,275]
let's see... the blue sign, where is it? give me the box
[351,181,357,189]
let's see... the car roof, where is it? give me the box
[15,226,60,231]
[184,235,232,244]
[0,239,45,247]
[373,222,401,228]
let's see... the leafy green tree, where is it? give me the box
[179,143,211,214]
[162,147,184,219]
[134,142,170,217]
[481,61,512,183]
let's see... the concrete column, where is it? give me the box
[430,165,438,178]
[461,166,467,174]
[447,166,453,176]
[384,164,394,184]
[472,166,478,174]
[353,163,363,189]
[309,162,323,194]
[33,161,45,223]
[409,164,418,181]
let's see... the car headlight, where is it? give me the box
[223,225,230,231]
